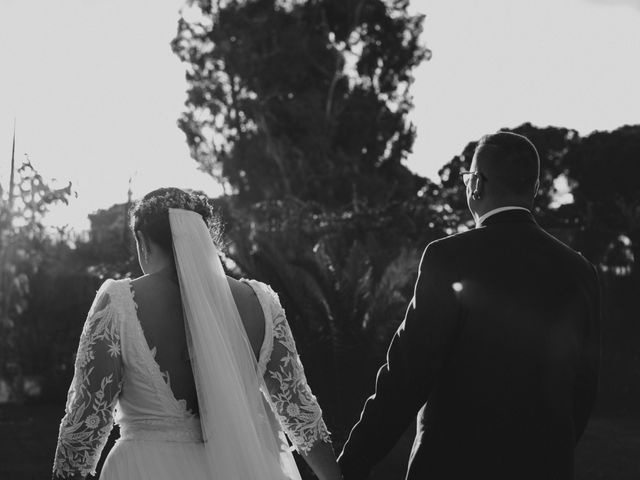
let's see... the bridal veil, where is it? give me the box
[169,208,301,480]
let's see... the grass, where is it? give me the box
[0,404,638,479]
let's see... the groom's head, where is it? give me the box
[466,131,540,221]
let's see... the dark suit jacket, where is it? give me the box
[338,210,601,480]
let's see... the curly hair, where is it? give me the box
[129,187,221,254]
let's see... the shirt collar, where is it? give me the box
[476,206,531,228]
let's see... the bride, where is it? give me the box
[52,188,342,480]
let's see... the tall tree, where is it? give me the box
[173,0,433,434]
[172,0,430,207]
[564,125,640,268]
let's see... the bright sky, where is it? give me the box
[1,0,639,232]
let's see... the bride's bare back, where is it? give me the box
[130,273,265,415]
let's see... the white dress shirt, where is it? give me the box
[476,206,531,227]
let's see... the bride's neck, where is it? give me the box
[150,265,178,284]
[145,254,178,283]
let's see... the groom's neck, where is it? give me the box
[472,197,532,222]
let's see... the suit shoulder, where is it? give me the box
[422,228,477,255]
[419,230,474,271]
[539,229,597,276]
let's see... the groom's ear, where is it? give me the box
[474,174,486,197]
[533,178,540,197]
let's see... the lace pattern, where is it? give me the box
[53,279,123,477]
[251,282,331,454]
[52,277,330,477]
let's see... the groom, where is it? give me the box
[339,132,601,479]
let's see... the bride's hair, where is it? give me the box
[130,187,221,254]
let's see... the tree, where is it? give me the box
[172,0,430,207]
[173,0,435,434]
[563,125,640,271]
[77,202,140,280]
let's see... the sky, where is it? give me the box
[0,0,639,232]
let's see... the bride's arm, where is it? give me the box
[52,280,124,479]
[260,285,342,480]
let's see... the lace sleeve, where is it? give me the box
[53,280,123,478]
[261,285,331,454]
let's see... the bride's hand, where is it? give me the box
[299,440,344,480]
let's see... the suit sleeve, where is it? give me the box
[338,242,461,480]
[573,264,601,443]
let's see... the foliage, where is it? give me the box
[0,159,72,400]
[3,1,638,451]
[173,0,433,432]
[217,196,434,428]
[76,203,140,280]
[172,0,430,206]
[171,0,640,432]
[14,242,101,402]
[563,126,640,271]
[2,195,146,406]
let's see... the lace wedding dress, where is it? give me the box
[52,277,330,479]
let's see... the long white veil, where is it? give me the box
[169,208,301,480]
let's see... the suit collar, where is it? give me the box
[477,206,530,226]
[479,208,536,227]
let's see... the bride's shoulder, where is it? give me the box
[227,275,255,299]
[90,277,137,311]
[82,278,133,323]
[234,277,282,311]
[95,277,130,296]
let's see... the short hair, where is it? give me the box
[474,131,540,196]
